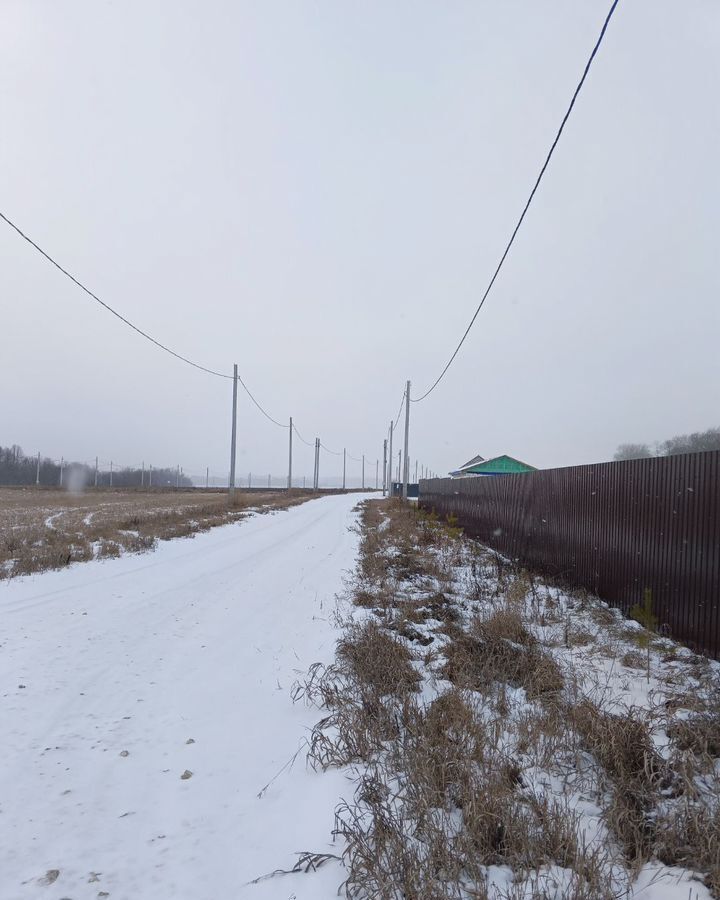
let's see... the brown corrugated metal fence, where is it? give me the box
[419,451,720,658]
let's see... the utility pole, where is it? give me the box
[397,450,401,482]
[36,451,40,486]
[176,465,179,489]
[110,461,113,487]
[313,438,320,490]
[149,464,153,487]
[206,467,209,489]
[303,476,306,489]
[388,421,394,498]
[402,380,410,499]
[342,448,346,491]
[268,474,271,488]
[362,455,365,489]
[414,459,418,483]
[141,461,145,488]
[94,456,98,488]
[249,472,252,489]
[59,457,64,488]
[288,417,293,490]
[382,439,387,496]
[229,363,238,500]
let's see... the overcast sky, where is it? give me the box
[2,0,718,483]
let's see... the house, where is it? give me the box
[450,454,536,477]
[448,453,486,478]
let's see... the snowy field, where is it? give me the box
[0,492,366,900]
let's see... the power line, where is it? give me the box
[320,442,343,456]
[393,390,406,428]
[0,211,234,380]
[0,210,293,428]
[235,372,288,429]
[413,0,621,403]
[292,423,314,447]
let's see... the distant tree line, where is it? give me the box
[0,445,193,488]
[614,427,720,461]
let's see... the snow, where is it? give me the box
[332,503,718,900]
[0,493,367,900]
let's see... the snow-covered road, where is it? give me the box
[0,493,365,900]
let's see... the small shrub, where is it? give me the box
[668,713,720,759]
[337,621,420,697]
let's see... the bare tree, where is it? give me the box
[613,443,653,461]
[661,427,720,456]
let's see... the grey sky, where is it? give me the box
[2,0,719,482]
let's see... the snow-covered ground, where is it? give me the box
[0,493,366,900]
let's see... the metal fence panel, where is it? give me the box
[419,451,720,658]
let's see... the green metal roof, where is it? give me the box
[464,454,536,475]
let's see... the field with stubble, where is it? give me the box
[0,487,312,579]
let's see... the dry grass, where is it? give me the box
[337,621,421,697]
[656,798,720,894]
[441,608,564,701]
[0,487,314,578]
[571,700,665,864]
[296,498,720,898]
[668,710,720,759]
